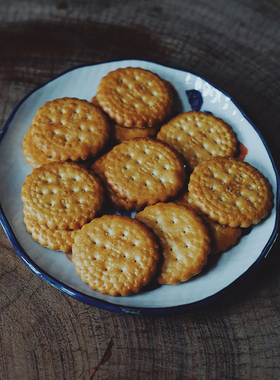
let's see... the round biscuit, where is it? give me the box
[24,215,79,252]
[96,67,173,128]
[104,137,187,207]
[21,162,105,230]
[157,111,237,169]
[175,188,242,254]
[72,214,160,296]
[135,202,211,284]
[32,97,110,161]
[111,123,160,143]
[91,154,142,211]
[22,125,61,169]
[188,156,273,228]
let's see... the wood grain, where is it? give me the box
[1,0,280,379]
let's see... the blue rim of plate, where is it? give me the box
[0,60,279,316]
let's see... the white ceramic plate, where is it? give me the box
[0,60,279,316]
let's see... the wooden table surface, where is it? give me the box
[1,0,280,379]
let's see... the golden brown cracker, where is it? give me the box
[104,137,186,207]
[157,111,237,169]
[24,215,79,252]
[92,93,159,143]
[72,214,160,296]
[136,202,211,284]
[22,125,61,169]
[175,188,242,254]
[32,97,110,161]
[188,156,273,228]
[111,123,160,143]
[91,153,142,211]
[21,161,105,230]
[207,219,242,255]
[91,95,101,108]
[96,67,173,128]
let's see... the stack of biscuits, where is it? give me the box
[21,67,273,296]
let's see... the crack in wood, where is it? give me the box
[89,338,114,379]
